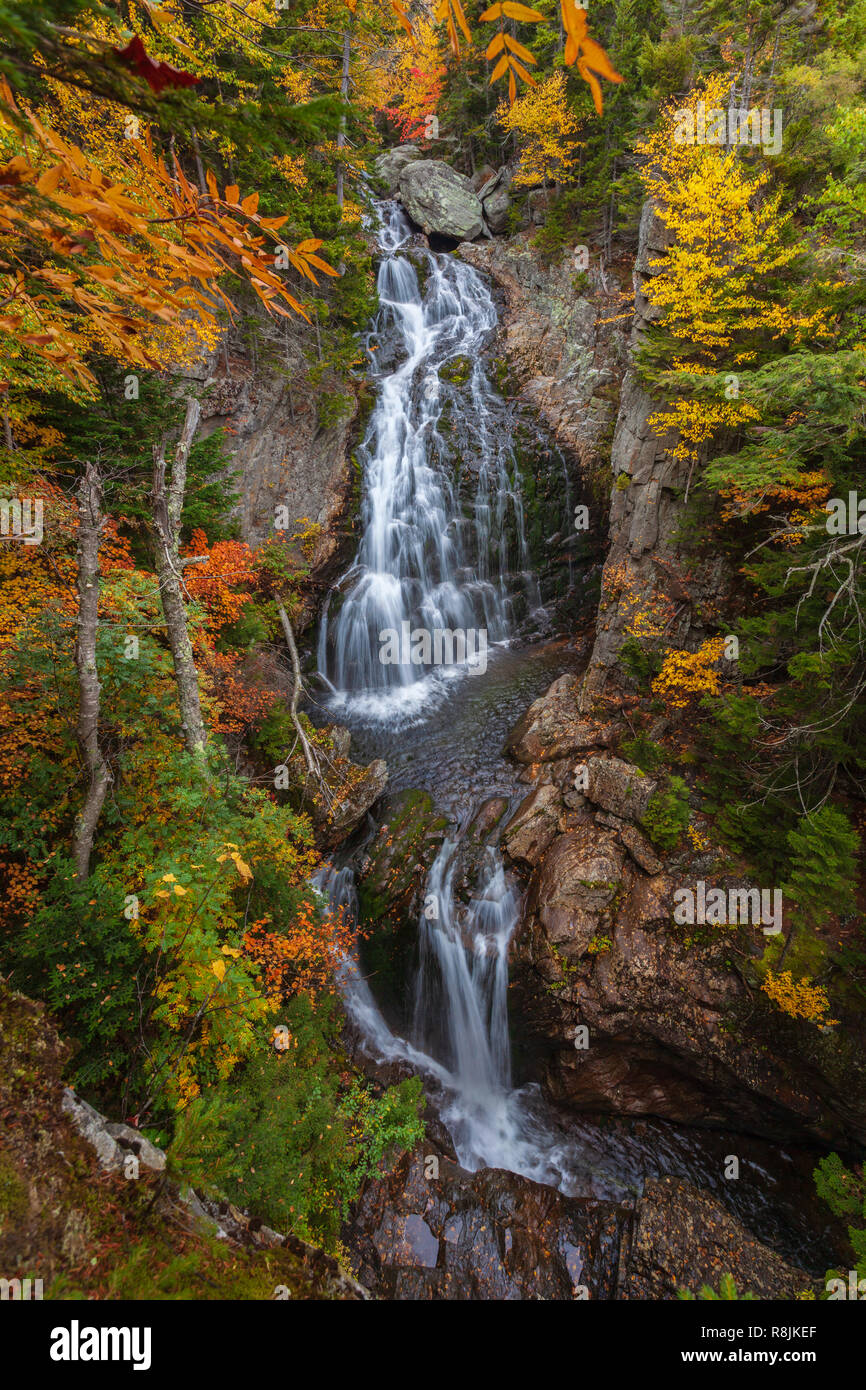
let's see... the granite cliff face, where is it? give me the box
[578,199,733,711]
[458,235,626,475]
[189,320,360,618]
[500,675,866,1148]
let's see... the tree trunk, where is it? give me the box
[335,28,351,208]
[72,461,112,879]
[151,398,208,758]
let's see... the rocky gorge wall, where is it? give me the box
[187,312,361,623]
[448,190,866,1152]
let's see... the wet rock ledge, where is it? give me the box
[346,1145,816,1301]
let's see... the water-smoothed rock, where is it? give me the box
[397,161,486,241]
[346,1146,626,1300]
[346,1147,816,1300]
[504,673,618,764]
[358,789,449,930]
[450,795,511,901]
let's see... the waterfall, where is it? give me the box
[312,202,598,1191]
[412,842,516,1097]
[318,201,541,724]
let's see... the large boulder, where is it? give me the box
[620,1177,817,1300]
[478,168,513,235]
[374,144,424,193]
[525,823,625,953]
[584,755,657,824]
[501,783,562,867]
[397,161,486,241]
[504,673,618,764]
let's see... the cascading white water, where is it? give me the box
[412,842,515,1098]
[317,202,541,723]
[320,841,637,1193]
[312,202,637,1192]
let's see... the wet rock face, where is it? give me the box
[504,673,618,764]
[500,783,562,867]
[356,790,450,1028]
[449,795,510,902]
[346,1150,816,1300]
[620,1177,816,1301]
[347,1148,626,1300]
[457,237,626,474]
[358,789,449,930]
[398,161,486,241]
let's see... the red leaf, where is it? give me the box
[114,35,201,95]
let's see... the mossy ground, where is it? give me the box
[0,987,361,1300]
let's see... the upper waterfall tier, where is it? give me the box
[317,201,541,725]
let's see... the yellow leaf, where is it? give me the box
[173,884,187,896]
[211,959,226,982]
[231,853,253,883]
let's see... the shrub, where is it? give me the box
[642,775,690,850]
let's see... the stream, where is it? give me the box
[309,202,840,1288]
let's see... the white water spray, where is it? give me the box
[318,202,541,724]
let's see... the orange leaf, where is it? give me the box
[503,34,537,64]
[580,36,623,83]
[501,2,544,18]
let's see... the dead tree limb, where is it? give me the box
[276,600,323,780]
[72,461,112,879]
[151,397,208,758]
